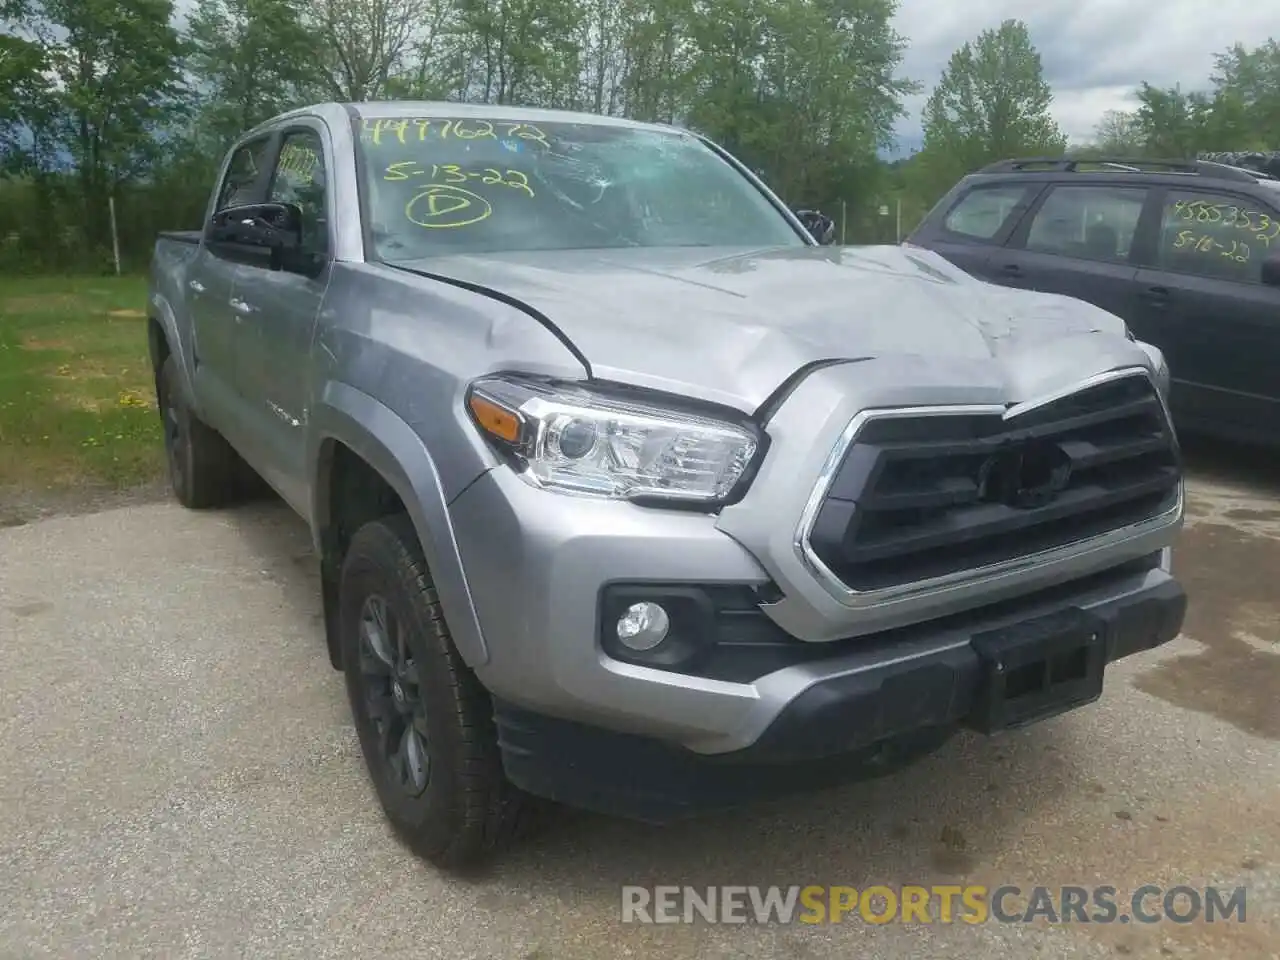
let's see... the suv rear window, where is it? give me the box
[1023,185,1147,263]
[942,185,1028,240]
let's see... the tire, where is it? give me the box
[339,513,528,870]
[156,355,248,509]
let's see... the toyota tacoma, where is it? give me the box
[147,101,1188,868]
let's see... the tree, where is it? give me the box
[186,0,320,151]
[0,33,53,169]
[2,0,932,270]
[577,0,626,114]
[9,0,188,256]
[1133,82,1213,157]
[617,0,696,123]
[308,0,433,102]
[743,0,915,212]
[1206,41,1280,150]
[1090,109,1146,156]
[918,19,1066,196]
[448,0,584,105]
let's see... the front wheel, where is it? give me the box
[339,513,528,869]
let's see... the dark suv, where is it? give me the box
[908,157,1280,446]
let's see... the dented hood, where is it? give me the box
[398,244,1149,413]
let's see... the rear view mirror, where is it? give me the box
[1262,252,1280,288]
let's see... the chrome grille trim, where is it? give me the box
[793,366,1184,609]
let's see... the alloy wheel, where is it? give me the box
[358,593,430,796]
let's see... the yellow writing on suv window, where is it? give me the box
[1171,229,1251,263]
[1171,199,1280,246]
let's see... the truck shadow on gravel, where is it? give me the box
[494,723,1083,889]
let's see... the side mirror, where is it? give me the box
[206,201,304,270]
[1262,252,1280,288]
[795,209,836,245]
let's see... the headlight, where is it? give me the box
[1134,340,1171,399]
[464,375,761,504]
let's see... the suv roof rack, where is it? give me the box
[977,156,1264,184]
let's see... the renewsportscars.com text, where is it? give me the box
[620,885,1248,926]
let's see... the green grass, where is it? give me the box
[0,275,164,492]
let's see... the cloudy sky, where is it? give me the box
[890,0,1276,152]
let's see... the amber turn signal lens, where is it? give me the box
[468,394,522,443]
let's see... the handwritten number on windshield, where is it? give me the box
[364,117,549,148]
[385,162,533,195]
[434,164,468,183]
[501,169,534,197]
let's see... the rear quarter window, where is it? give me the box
[1156,190,1280,283]
[941,184,1031,240]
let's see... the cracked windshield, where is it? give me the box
[359,117,804,255]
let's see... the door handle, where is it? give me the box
[998,263,1022,276]
[188,279,205,294]
[1140,286,1171,308]
[229,298,256,317]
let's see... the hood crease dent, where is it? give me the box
[391,244,1156,415]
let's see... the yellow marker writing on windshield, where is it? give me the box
[364,117,550,148]
[383,161,535,198]
[405,184,493,229]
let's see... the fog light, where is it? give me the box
[616,602,670,651]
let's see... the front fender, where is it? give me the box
[308,380,490,667]
[1133,339,1172,402]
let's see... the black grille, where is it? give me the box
[807,373,1181,592]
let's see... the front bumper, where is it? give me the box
[451,463,1185,756]
[491,569,1185,822]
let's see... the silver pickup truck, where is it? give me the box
[148,100,1188,869]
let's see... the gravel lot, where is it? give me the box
[1,442,1277,960]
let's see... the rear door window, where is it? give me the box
[941,185,1032,241]
[1155,190,1279,283]
[1021,185,1148,264]
[267,130,330,257]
